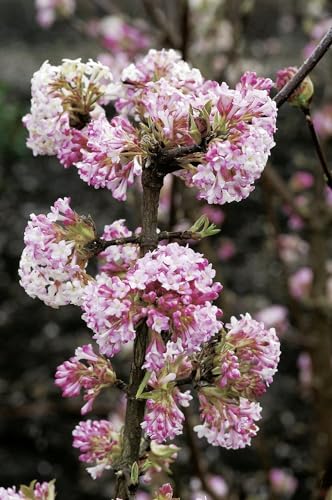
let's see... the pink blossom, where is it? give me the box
[82,274,137,357]
[289,267,313,299]
[153,483,178,500]
[142,388,192,443]
[269,468,298,496]
[220,314,281,396]
[55,344,116,414]
[277,234,308,264]
[82,243,223,359]
[297,352,313,390]
[0,487,23,499]
[194,388,262,449]
[23,59,114,166]
[289,171,314,191]
[217,239,236,261]
[76,115,142,201]
[179,71,277,204]
[19,197,95,307]
[254,305,289,335]
[98,220,139,274]
[72,419,121,479]
[97,16,150,56]
[313,104,332,140]
[201,205,225,225]
[35,0,75,28]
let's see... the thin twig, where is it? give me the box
[87,230,202,256]
[274,27,332,107]
[302,107,332,189]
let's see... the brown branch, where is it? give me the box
[114,167,164,499]
[86,230,202,256]
[274,27,332,108]
[302,107,332,189]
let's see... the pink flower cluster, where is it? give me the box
[82,242,222,358]
[194,390,262,449]
[23,59,114,167]
[35,0,75,28]
[24,51,277,205]
[18,197,94,307]
[98,219,140,274]
[76,115,142,201]
[141,343,193,443]
[0,481,55,500]
[55,344,116,414]
[194,314,280,449]
[18,198,139,308]
[72,419,121,479]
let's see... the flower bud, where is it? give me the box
[275,66,314,108]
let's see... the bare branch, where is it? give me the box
[302,107,332,189]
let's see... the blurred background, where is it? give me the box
[1,0,332,498]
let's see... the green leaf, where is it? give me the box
[136,371,152,398]
[130,462,139,484]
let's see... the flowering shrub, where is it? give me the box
[22,34,332,497]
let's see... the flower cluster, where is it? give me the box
[55,344,116,414]
[0,480,56,500]
[76,115,142,200]
[23,59,114,167]
[24,51,277,205]
[194,314,280,449]
[72,419,121,479]
[18,197,95,307]
[98,219,140,274]
[82,242,223,358]
[141,342,193,443]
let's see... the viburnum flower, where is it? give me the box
[275,66,314,108]
[76,115,143,200]
[0,481,56,500]
[0,486,23,499]
[72,419,121,479]
[82,242,223,358]
[23,58,114,167]
[19,197,95,307]
[213,314,280,397]
[194,387,262,449]
[55,344,116,414]
[97,219,140,274]
[179,72,277,204]
[141,343,193,443]
[35,0,75,28]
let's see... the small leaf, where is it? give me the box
[130,462,139,485]
[136,371,152,398]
